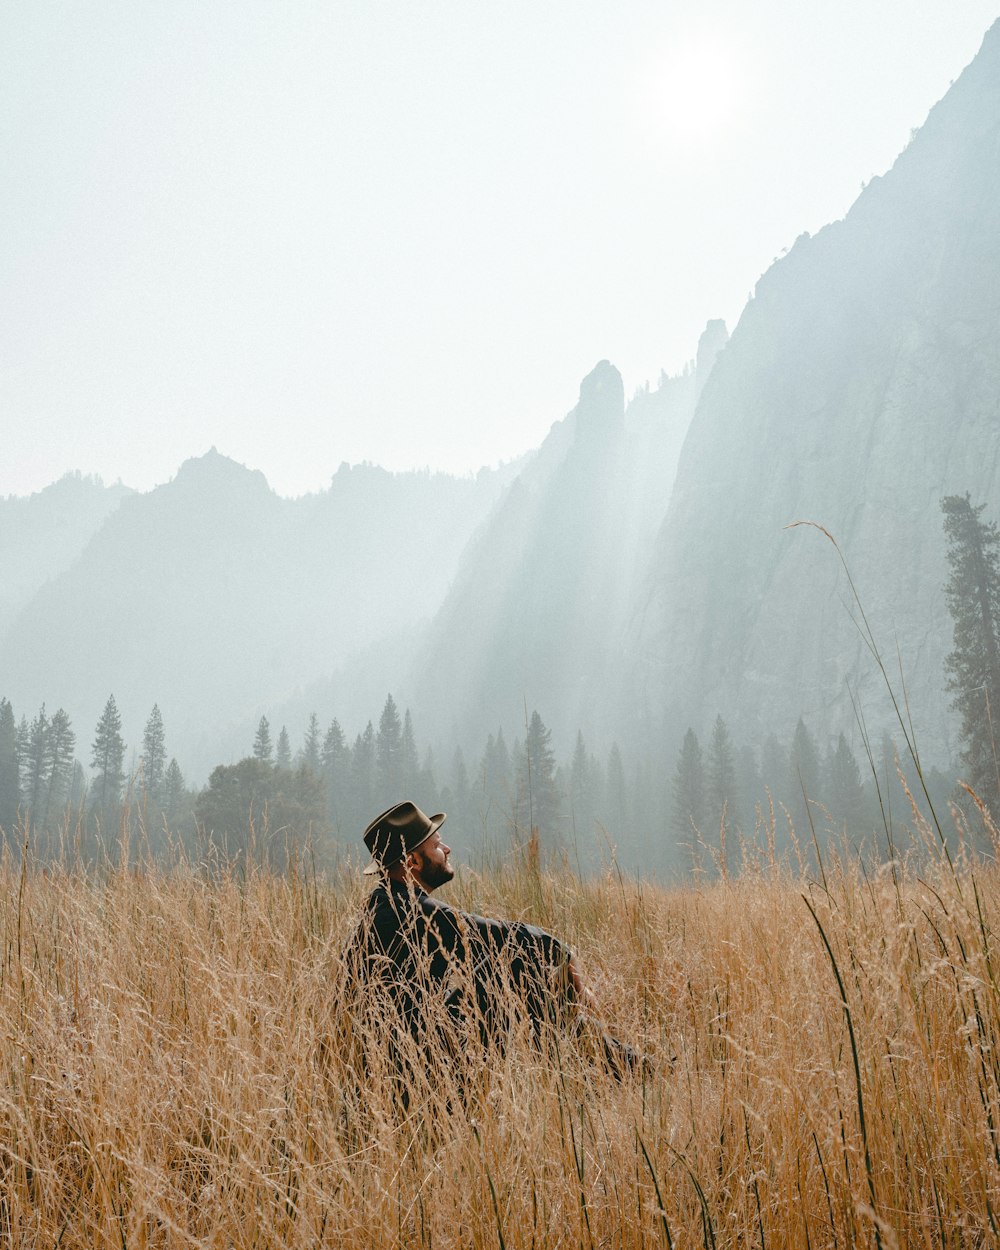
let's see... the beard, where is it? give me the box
[417,855,454,890]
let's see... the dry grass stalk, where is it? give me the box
[0,817,998,1247]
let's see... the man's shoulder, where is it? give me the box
[364,879,409,918]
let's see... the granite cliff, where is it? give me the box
[631,20,1000,763]
[411,326,727,749]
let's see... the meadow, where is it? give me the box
[1,799,999,1248]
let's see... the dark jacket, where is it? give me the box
[343,878,573,1046]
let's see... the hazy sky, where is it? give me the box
[3,2,998,499]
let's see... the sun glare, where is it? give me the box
[646,34,743,146]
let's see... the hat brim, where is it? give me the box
[363,811,447,875]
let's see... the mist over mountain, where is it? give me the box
[0,473,132,622]
[410,326,727,751]
[4,19,1000,815]
[628,17,1000,763]
[1,450,517,776]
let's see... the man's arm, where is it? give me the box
[421,894,596,1006]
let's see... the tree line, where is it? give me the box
[0,695,192,854]
[1,492,996,870]
[0,684,944,875]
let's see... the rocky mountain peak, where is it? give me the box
[695,320,729,397]
[172,447,272,497]
[573,359,625,447]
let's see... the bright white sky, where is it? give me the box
[2,1,998,498]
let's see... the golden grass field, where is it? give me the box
[2,804,999,1248]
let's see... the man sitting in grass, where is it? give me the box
[344,800,641,1083]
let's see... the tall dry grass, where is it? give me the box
[1,806,999,1248]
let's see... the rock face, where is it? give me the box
[0,451,516,776]
[412,336,726,749]
[633,20,1000,762]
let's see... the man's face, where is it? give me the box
[410,829,454,891]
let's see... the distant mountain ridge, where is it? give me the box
[0,473,133,624]
[0,449,519,776]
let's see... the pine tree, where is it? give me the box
[0,699,20,838]
[163,758,187,822]
[706,714,737,836]
[321,719,347,772]
[588,751,605,823]
[67,761,87,812]
[301,712,321,774]
[43,708,76,831]
[760,734,787,806]
[276,726,292,770]
[351,722,376,828]
[450,746,470,832]
[875,733,899,835]
[941,493,1000,809]
[509,738,527,833]
[482,729,512,805]
[376,694,403,798]
[321,718,349,831]
[827,732,866,832]
[736,744,760,833]
[630,754,655,867]
[605,743,627,838]
[672,728,705,842]
[400,710,419,795]
[478,729,513,844]
[569,730,594,843]
[253,716,273,763]
[789,717,821,836]
[23,704,50,823]
[140,705,167,801]
[519,710,560,841]
[419,746,440,814]
[15,715,29,794]
[91,695,126,828]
